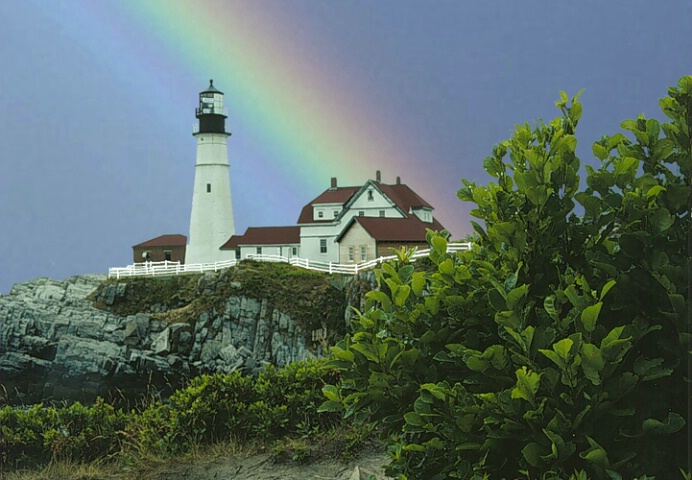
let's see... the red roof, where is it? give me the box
[378,183,432,211]
[297,186,359,224]
[338,216,445,243]
[220,226,300,249]
[133,234,187,248]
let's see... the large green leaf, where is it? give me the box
[592,142,609,160]
[350,343,383,363]
[411,272,426,296]
[650,207,675,233]
[511,366,540,405]
[522,442,548,467]
[581,302,603,333]
[642,412,685,435]
[430,235,448,256]
[580,343,605,385]
[366,290,392,311]
[633,356,673,382]
[483,155,503,178]
[600,326,632,362]
[404,412,425,427]
[553,338,574,360]
[506,284,529,310]
[393,285,411,307]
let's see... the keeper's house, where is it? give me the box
[221,171,445,264]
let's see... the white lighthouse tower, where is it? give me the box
[185,80,235,264]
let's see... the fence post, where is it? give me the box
[329,262,332,274]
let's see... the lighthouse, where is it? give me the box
[185,80,235,264]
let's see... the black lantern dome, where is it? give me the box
[195,79,230,135]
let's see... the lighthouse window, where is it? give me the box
[206,183,211,193]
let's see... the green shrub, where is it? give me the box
[1,359,344,470]
[0,399,127,469]
[322,77,691,479]
[124,358,342,456]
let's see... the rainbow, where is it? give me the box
[49,0,467,237]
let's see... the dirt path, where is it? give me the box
[140,447,391,480]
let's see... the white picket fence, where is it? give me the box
[108,243,472,279]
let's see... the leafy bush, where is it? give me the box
[1,359,344,470]
[0,398,127,468]
[322,77,691,479]
[123,358,342,456]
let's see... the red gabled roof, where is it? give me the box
[377,183,432,211]
[338,216,445,243]
[133,234,187,248]
[220,226,300,249]
[297,186,360,224]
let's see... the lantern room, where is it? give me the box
[194,79,230,135]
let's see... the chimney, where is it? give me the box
[376,170,381,183]
[330,177,337,188]
[396,176,401,185]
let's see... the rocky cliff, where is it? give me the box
[0,262,372,405]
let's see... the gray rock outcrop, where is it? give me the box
[0,271,371,405]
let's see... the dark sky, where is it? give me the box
[1,1,690,293]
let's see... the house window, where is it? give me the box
[256,247,262,255]
[292,247,297,256]
[235,249,241,260]
[318,210,324,218]
[360,245,367,261]
[142,251,151,261]
[379,210,385,217]
[367,190,374,201]
[358,210,365,216]
[348,246,354,262]
[333,210,339,218]
[163,250,172,261]
[320,239,327,253]
[206,183,211,193]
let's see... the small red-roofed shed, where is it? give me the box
[133,234,187,263]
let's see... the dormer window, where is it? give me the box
[367,190,374,201]
[318,210,324,218]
